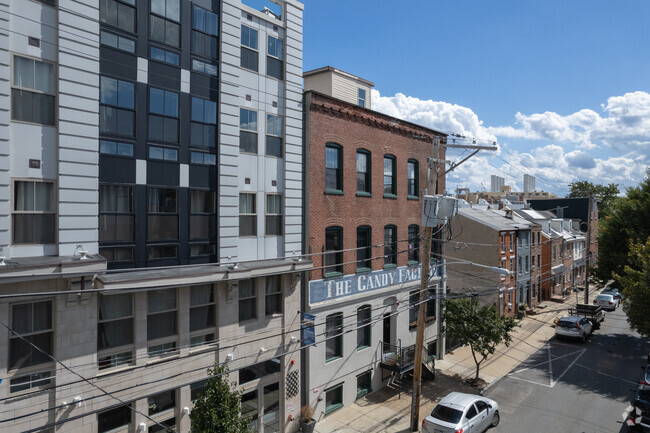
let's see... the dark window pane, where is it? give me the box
[98,405,132,433]
[98,318,133,350]
[147,215,178,241]
[240,131,257,153]
[147,311,177,340]
[241,47,258,71]
[267,57,283,80]
[266,135,282,157]
[190,305,215,331]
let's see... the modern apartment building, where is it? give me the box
[0,0,308,432]
[490,174,504,193]
[523,174,535,193]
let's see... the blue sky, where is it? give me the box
[301,0,650,196]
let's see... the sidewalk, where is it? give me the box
[313,286,600,433]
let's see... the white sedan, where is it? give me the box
[593,293,619,311]
[423,392,500,433]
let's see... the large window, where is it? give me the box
[325,313,343,362]
[190,189,216,241]
[265,194,282,236]
[325,383,343,414]
[192,5,218,59]
[192,58,218,76]
[149,87,179,143]
[408,225,419,263]
[98,404,132,433]
[150,0,180,47]
[324,226,343,276]
[149,45,179,65]
[9,301,53,370]
[356,150,371,194]
[407,159,418,197]
[384,225,397,266]
[325,144,342,192]
[191,97,217,148]
[383,155,396,196]
[147,288,177,356]
[357,371,371,398]
[239,193,256,237]
[239,358,281,385]
[99,185,134,243]
[101,31,136,53]
[98,293,134,369]
[240,108,258,153]
[100,76,135,137]
[241,25,259,72]
[265,275,282,315]
[266,114,283,157]
[12,55,55,125]
[147,188,178,242]
[190,284,215,347]
[13,180,56,244]
[356,305,371,350]
[148,389,176,415]
[356,225,372,271]
[100,0,136,33]
[267,35,283,79]
[239,279,256,322]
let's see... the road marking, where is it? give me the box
[548,343,553,387]
[507,344,587,388]
[550,348,586,387]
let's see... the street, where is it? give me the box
[484,306,649,433]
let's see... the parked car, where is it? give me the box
[422,392,499,433]
[640,365,650,390]
[602,287,623,301]
[555,316,593,343]
[628,386,650,432]
[593,293,619,311]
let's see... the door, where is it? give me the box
[382,313,391,353]
[474,400,490,432]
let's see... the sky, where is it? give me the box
[300,0,650,196]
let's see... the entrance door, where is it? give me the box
[382,313,391,353]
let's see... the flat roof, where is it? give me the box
[303,66,375,87]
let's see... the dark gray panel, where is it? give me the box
[99,156,136,183]
[147,161,180,186]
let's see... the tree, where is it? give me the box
[567,180,620,218]
[614,238,650,338]
[190,364,252,433]
[443,298,518,382]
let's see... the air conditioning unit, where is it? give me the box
[421,195,457,227]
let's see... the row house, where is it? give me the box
[0,1,309,432]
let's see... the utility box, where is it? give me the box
[421,195,458,227]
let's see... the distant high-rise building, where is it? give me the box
[491,175,505,192]
[524,174,536,192]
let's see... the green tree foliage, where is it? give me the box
[190,364,252,433]
[443,298,518,381]
[597,171,650,282]
[567,180,620,218]
[614,238,650,338]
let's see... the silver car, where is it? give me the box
[555,315,593,343]
[593,293,619,311]
[422,392,499,433]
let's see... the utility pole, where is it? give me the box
[584,193,593,304]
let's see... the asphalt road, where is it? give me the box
[483,306,649,433]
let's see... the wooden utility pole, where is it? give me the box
[584,193,593,304]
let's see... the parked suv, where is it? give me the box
[629,386,650,432]
[555,316,593,343]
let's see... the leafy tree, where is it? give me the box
[614,238,650,338]
[443,298,518,381]
[190,364,252,433]
[567,180,620,218]
[597,171,650,281]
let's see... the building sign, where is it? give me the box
[302,313,316,345]
[308,262,438,305]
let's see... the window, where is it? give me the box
[150,0,180,47]
[190,244,215,258]
[525,256,529,272]
[531,255,535,268]
[100,247,134,262]
[100,0,136,33]
[148,389,175,415]
[518,257,522,275]
[262,383,280,432]
[9,371,51,393]
[190,380,207,402]
[356,150,371,194]
[325,313,343,362]
[408,225,419,263]
[265,194,282,236]
[239,279,256,322]
[357,371,371,398]
[101,31,136,52]
[241,25,259,71]
[12,55,55,125]
[148,418,176,433]
[191,97,217,147]
[324,226,343,276]
[356,305,371,350]
[266,114,282,157]
[239,358,281,384]
[240,108,258,153]
[100,77,135,136]
[190,151,216,165]
[241,390,259,432]
[13,180,56,244]
[383,155,396,196]
[9,301,53,370]
[149,87,179,142]
[239,193,257,237]
[325,144,342,192]
[265,276,282,315]
[466,404,478,420]
[500,234,505,252]
[191,58,218,76]
[147,288,177,356]
[190,284,215,347]
[384,225,397,266]
[99,185,134,243]
[407,159,418,197]
[426,286,436,321]
[148,245,177,259]
[149,45,179,65]
[325,383,343,414]
[190,190,216,240]
[267,35,283,79]
[100,140,134,157]
[356,225,372,271]
[409,289,419,326]
[148,145,178,161]
[192,5,218,58]
[148,188,178,242]
[358,88,366,107]
[98,404,132,433]
[98,293,134,369]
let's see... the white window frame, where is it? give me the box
[12,179,57,245]
[11,54,56,126]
